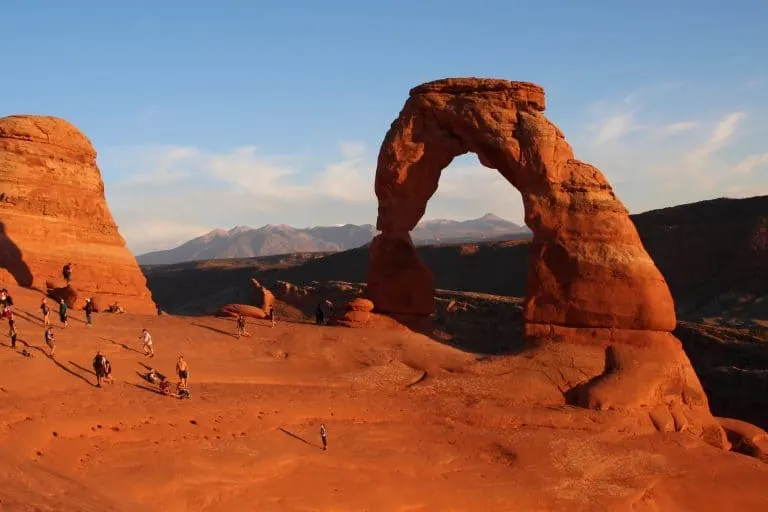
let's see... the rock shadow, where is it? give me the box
[0,221,33,287]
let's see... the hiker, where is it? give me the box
[176,355,189,389]
[62,263,72,284]
[9,319,17,349]
[44,326,56,357]
[320,424,327,451]
[40,298,51,326]
[58,299,68,327]
[159,378,171,395]
[2,304,12,320]
[139,328,154,357]
[315,302,324,326]
[103,357,114,384]
[236,314,246,338]
[267,306,275,328]
[156,305,163,316]
[0,289,6,305]
[84,298,94,327]
[93,350,107,387]
[145,368,160,385]
[108,302,125,314]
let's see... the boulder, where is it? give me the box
[0,115,156,313]
[46,283,78,309]
[346,298,375,313]
[718,417,768,463]
[250,278,275,311]
[216,304,266,319]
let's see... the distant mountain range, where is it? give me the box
[136,213,531,265]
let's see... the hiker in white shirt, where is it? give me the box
[139,328,154,358]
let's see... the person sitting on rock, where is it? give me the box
[62,263,72,284]
[58,299,68,327]
[158,377,171,395]
[146,368,160,385]
[40,298,51,326]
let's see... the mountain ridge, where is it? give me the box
[136,214,530,265]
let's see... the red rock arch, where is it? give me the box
[368,78,675,332]
[367,79,728,446]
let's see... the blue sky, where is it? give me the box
[2,1,767,253]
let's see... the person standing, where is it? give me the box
[139,329,154,357]
[176,355,189,389]
[9,319,18,349]
[320,424,327,451]
[103,357,114,384]
[84,298,94,327]
[315,303,325,326]
[236,314,246,338]
[267,306,275,328]
[44,326,56,357]
[58,299,68,327]
[40,298,51,327]
[62,263,72,284]
[93,350,107,387]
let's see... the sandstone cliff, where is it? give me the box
[0,115,156,313]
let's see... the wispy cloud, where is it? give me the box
[104,81,767,254]
[660,121,699,135]
[734,153,768,175]
[685,111,747,164]
[102,142,523,254]
[593,113,637,146]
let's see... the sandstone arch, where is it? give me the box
[367,78,727,447]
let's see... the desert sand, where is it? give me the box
[1,283,767,512]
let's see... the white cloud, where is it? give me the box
[683,111,746,168]
[734,153,768,175]
[593,113,637,146]
[103,82,767,255]
[573,85,766,215]
[660,121,699,135]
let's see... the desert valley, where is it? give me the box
[1,73,767,512]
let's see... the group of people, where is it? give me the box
[2,279,191,397]
[234,305,276,338]
[143,355,190,398]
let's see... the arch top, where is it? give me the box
[409,77,546,111]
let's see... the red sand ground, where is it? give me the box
[1,284,767,512]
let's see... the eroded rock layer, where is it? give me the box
[0,115,156,313]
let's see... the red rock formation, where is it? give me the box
[368,78,725,447]
[216,304,267,319]
[0,115,155,313]
[250,278,274,311]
